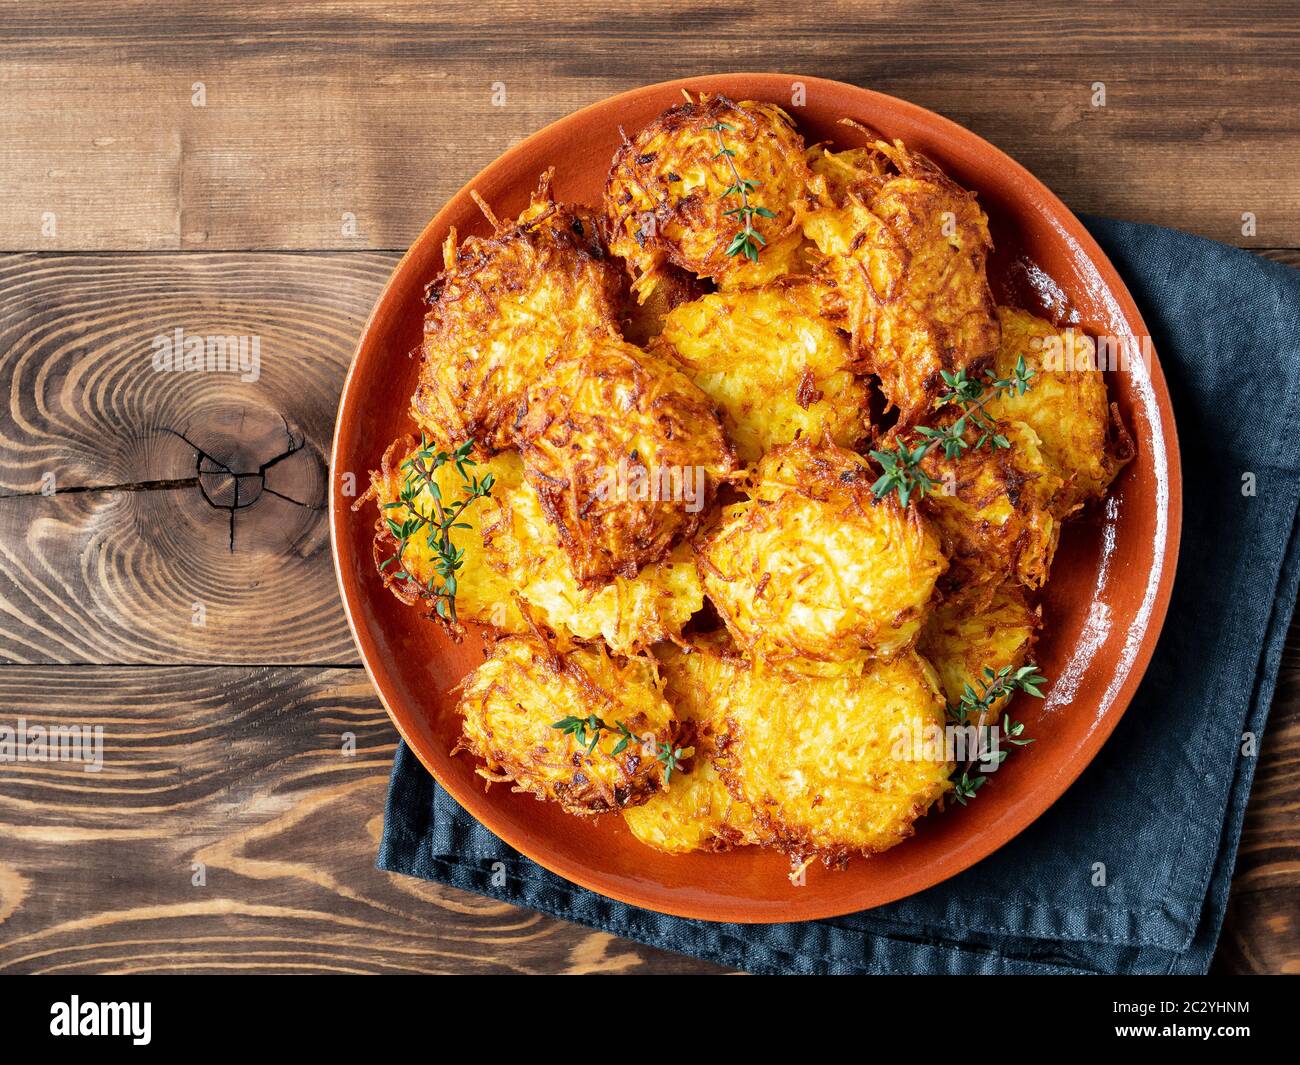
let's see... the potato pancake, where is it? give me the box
[366,437,703,653]
[714,651,952,872]
[984,306,1132,517]
[455,636,677,815]
[919,584,1039,713]
[655,279,869,463]
[917,418,1063,592]
[696,441,947,668]
[623,638,767,853]
[803,140,999,425]
[605,94,812,296]
[364,436,515,619]
[516,334,735,585]
[411,174,625,452]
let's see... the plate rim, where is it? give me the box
[329,72,1184,923]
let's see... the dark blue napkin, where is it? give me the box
[379,218,1300,974]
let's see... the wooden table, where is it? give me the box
[1,1,1295,975]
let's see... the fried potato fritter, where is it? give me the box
[697,441,947,668]
[919,584,1039,713]
[364,437,516,618]
[984,306,1133,517]
[804,140,999,425]
[365,437,703,653]
[516,335,735,585]
[477,461,705,653]
[455,636,677,815]
[918,418,1063,593]
[623,639,768,853]
[655,280,869,463]
[411,174,625,451]
[606,94,813,296]
[714,651,952,871]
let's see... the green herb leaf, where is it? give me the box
[944,663,1049,802]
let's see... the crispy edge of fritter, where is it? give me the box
[919,583,1041,713]
[917,417,1063,595]
[652,276,871,463]
[622,637,771,853]
[361,433,708,656]
[804,129,1000,426]
[987,306,1135,518]
[355,435,496,628]
[517,338,737,586]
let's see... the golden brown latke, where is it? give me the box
[606,94,813,297]
[655,278,869,463]
[362,436,516,620]
[696,441,947,669]
[515,334,735,586]
[918,417,1063,594]
[623,638,769,853]
[919,584,1039,714]
[455,636,677,815]
[362,436,705,653]
[713,651,953,874]
[984,306,1133,517]
[804,138,999,426]
[411,173,625,452]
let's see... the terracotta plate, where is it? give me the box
[329,74,1181,923]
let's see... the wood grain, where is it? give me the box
[0,664,726,974]
[0,0,1296,975]
[1212,612,1300,975]
[0,251,398,664]
[1,0,1297,251]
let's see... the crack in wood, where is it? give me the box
[0,478,200,500]
[0,421,324,556]
[165,424,319,553]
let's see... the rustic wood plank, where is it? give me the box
[1,0,1297,250]
[0,664,728,974]
[1214,607,1300,975]
[0,251,401,664]
[1259,248,1300,269]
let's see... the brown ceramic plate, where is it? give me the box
[330,73,1181,923]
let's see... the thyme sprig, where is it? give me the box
[946,663,1046,805]
[379,435,494,622]
[706,121,776,262]
[870,356,1036,507]
[550,715,685,783]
